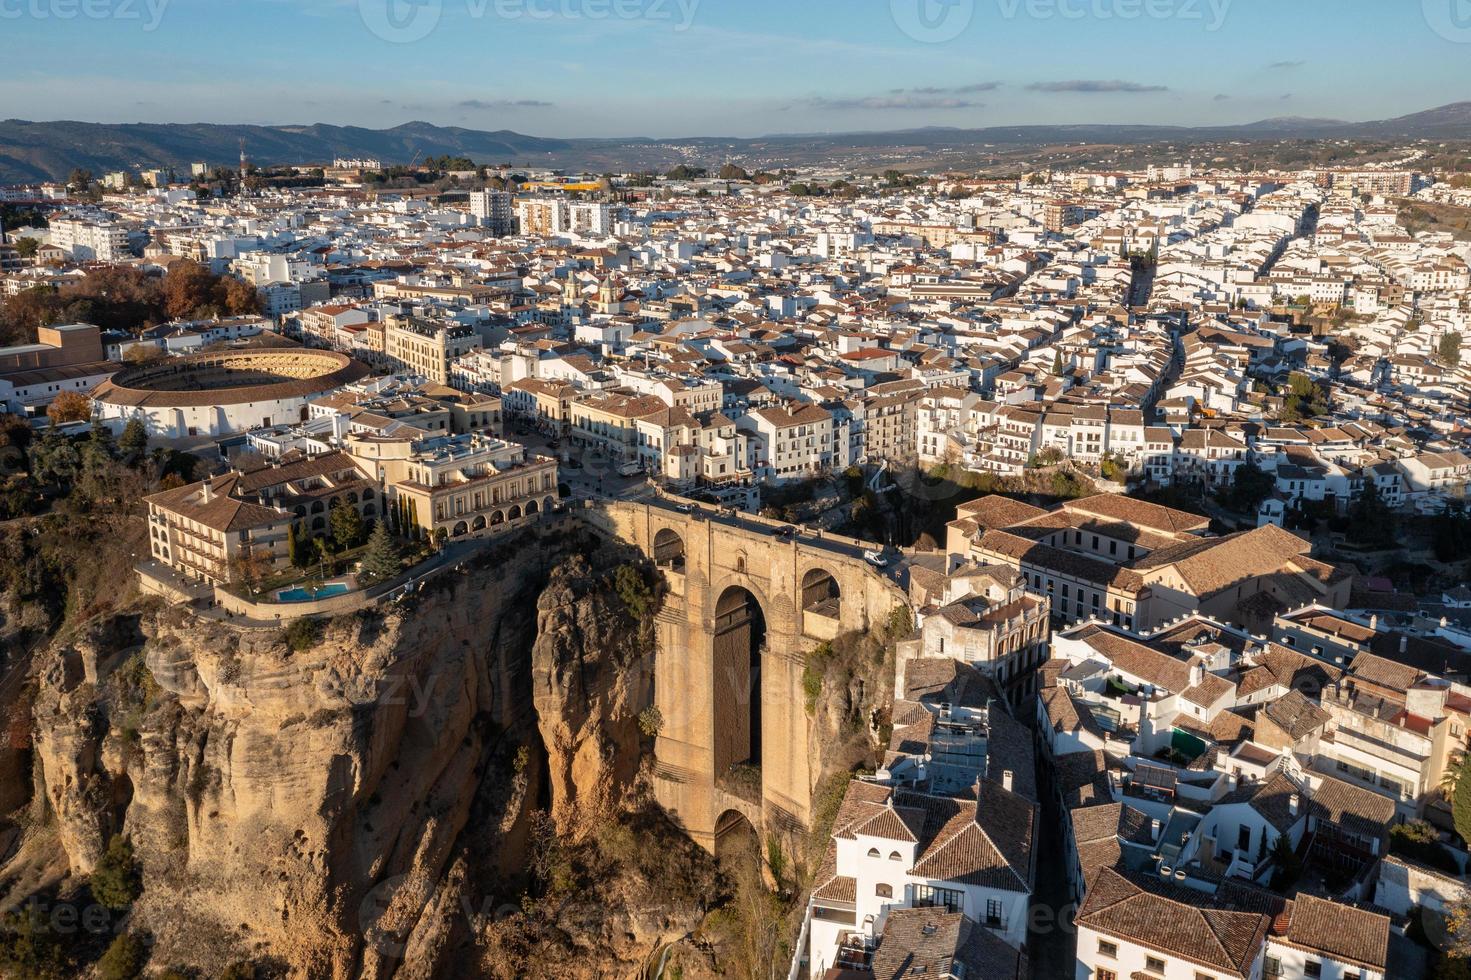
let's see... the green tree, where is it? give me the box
[1269,833,1302,892]
[91,836,142,910]
[288,523,307,570]
[1100,454,1128,483]
[1347,481,1396,549]
[1226,459,1276,513]
[96,932,146,980]
[330,500,365,550]
[1439,331,1463,368]
[13,238,38,260]
[118,417,148,458]
[358,521,401,584]
[0,905,70,979]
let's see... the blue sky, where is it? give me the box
[1,0,1468,136]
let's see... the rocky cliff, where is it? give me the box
[9,525,718,978]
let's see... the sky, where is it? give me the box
[0,0,1469,137]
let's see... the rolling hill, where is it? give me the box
[1,102,1468,184]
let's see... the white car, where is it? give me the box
[863,550,888,568]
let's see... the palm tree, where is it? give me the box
[1442,741,1470,799]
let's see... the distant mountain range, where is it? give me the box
[2,102,1469,184]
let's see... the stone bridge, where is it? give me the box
[587,500,910,852]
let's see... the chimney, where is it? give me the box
[1401,635,1409,654]
[201,476,213,503]
[1289,793,1300,817]
[1369,614,1378,630]
[1002,770,1014,792]
[1150,818,1162,842]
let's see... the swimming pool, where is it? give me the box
[276,582,352,603]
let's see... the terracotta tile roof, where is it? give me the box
[1307,774,1396,838]
[1076,868,1270,978]
[1041,686,1107,741]
[1077,628,1194,692]
[854,804,925,844]
[1055,749,1118,808]
[144,474,286,534]
[871,908,1026,980]
[1273,894,1389,972]
[1218,771,1305,833]
[1261,643,1342,693]
[953,495,1048,530]
[1347,651,1421,693]
[1060,493,1211,535]
[830,780,893,840]
[908,782,1035,892]
[1261,690,1330,741]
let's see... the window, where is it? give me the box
[1145,957,1166,975]
[1096,971,1117,980]
[1304,961,1321,978]
[867,848,879,858]
[912,884,962,913]
[875,883,892,898]
[1195,974,1216,980]
[985,899,1003,927]
[1097,940,1117,958]
[888,851,901,861]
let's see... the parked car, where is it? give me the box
[863,550,889,568]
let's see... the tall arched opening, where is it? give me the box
[712,586,766,778]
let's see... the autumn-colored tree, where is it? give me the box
[162,259,219,320]
[221,276,261,315]
[46,390,91,425]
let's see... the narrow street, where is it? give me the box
[1029,752,1077,980]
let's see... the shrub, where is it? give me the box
[96,933,146,980]
[637,705,664,738]
[91,836,141,911]
[613,563,656,621]
[802,642,835,714]
[283,617,323,653]
[1392,820,1461,873]
[0,905,71,979]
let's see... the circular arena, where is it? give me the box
[92,349,371,439]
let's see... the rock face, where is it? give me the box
[19,528,670,977]
[531,556,654,838]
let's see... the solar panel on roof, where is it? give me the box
[1135,764,1178,790]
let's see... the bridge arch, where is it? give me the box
[800,566,841,611]
[799,564,844,638]
[653,527,686,569]
[712,585,767,778]
[714,808,760,867]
